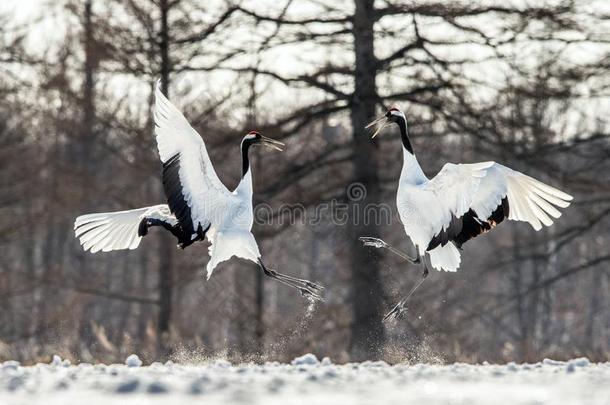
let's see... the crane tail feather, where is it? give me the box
[427,243,461,272]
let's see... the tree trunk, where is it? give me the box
[348,0,385,361]
[76,0,98,349]
[82,0,95,169]
[248,70,265,353]
[157,0,174,355]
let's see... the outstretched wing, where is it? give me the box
[471,163,573,231]
[75,205,176,253]
[426,162,572,250]
[154,80,230,239]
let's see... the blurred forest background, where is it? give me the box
[0,0,609,365]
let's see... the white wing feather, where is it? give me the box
[430,162,494,214]
[478,164,573,231]
[420,161,571,272]
[153,81,231,230]
[74,205,175,253]
[429,162,572,234]
[426,161,495,237]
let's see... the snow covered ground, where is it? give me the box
[1,354,608,405]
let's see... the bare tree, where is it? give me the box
[0,0,608,364]
[227,0,607,360]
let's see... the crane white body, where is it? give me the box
[74,81,322,300]
[205,169,260,279]
[153,81,262,278]
[362,107,573,319]
[75,83,260,278]
[367,108,573,272]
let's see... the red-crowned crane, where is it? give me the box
[74,81,323,302]
[361,107,572,320]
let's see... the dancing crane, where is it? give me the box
[74,81,323,302]
[360,107,572,320]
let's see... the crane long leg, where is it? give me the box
[268,272,325,292]
[258,259,324,303]
[359,236,428,321]
[383,261,429,322]
[359,237,420,264]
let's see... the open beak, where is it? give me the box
[365,115,391,138]
[260,136,284,152]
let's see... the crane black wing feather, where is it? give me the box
[162,153,195,238]
[153,80,231,241]
[426,214,463,251]
[427,197,510,251]
[424,162,571,254]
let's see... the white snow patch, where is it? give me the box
[0,357,608,405]
[213,359,231,369]
[1,361,19,371]
[568,358,590,368]
[50,355,62,366]
[321,357,332,366]
[50,355,70,367]
[125,354,142,368]
[291,353,319,366]
[543,358,564,366]
[566,358,590,374]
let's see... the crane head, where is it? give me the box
[243,130,284,152]
[365,106,407,138]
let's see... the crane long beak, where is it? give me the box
[365,115,391,138]
[260,136,284,152]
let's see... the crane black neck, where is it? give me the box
[241,137,255,177]
[396,116,414,155]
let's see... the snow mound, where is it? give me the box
[50,355,70,367]
[543,358,564,366]
[1,361,19,371]
[125,354,142,368]
[291,353,319,366]
[568,358,590,367]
